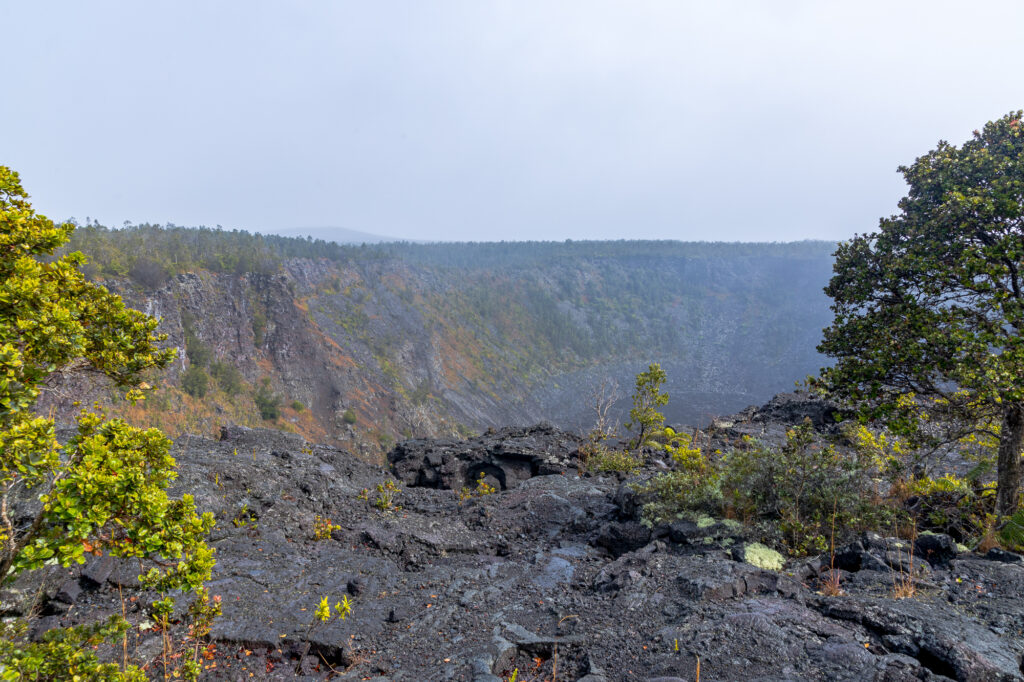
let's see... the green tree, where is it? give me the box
[625,362,668,450]
[210,360,244,396]
[181,364,210,398]
[818,112,1024,517]
[254,377,281,420]
[0,167,215,676]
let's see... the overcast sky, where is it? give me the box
[3,2,1021,243]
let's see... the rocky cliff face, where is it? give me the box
[47,241,836,458]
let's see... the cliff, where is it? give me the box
[47,231,836,458]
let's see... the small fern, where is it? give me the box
[999,509,1024,550]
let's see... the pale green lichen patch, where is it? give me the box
[696,515,716,529]
[720,518,743,533]
[742,542,785,571]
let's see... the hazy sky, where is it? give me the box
[4,2,1022,242]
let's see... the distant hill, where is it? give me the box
[273,226,420,244]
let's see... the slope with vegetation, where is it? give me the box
[48,226,835,458]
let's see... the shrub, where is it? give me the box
[583,442,643,474]
[634,428,720,521]
[181,364,210,398]
[254,378,281,420]
[637,419,902,556]
[719,420,898,555]
[210,360,244,396]
[1001,509,1024,550]
[369,480,402,512]
[342,408,357,425]
[313,515,340,540]
[251,306,267,346]
[128,257,170,289]
[184,331,212,368]
[904,472,996,545]
[459,471,498,502]
[625,363,668,450]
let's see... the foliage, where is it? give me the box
[845,423,912,483]
[148,586,223,681]
[210,360,244,396]
[251,305,267,347]
[844,422,1022,550]
[0,616,144,681]
[637,420,902,555]
[720,421,898,555]
[183,328,212,369]
[1001,509,1024,550]
[459,471,498,502]
[635,428,720,521]
[181,364,210,398]
[625,363,668,450]
[342,408,357,425]
[366,480,401,512]
[817,111,1024,517]
[254,378,281,420]
[581,442,643,474]
[0,166,215,677]
[58,221,840,459]
[231,504,257,529]
[296,594,354,673]
[61,223,281,281]
[313,514,340,540]
[903,472,996,544]
[312,594,352,624]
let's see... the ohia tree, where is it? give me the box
[0,166,215,675]
[626,362,668,450]
[818,111,1024,518]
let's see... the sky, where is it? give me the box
[3,1,1022,243]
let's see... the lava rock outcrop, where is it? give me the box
[6,407,1023,681]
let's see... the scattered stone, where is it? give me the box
[914,531,959,567]
[80,556,116,588]
[594,521,651,557]
[985,547,1024,564]
[53,580,81,605]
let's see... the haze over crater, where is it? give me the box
[3,1,1021,243]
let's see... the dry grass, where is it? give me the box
[820,498,843,597]
[821,568,843,597]
[891,568,916,599]
[890,524,917,600]
[977,515,1001,553]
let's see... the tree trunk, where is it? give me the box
[996,404,1024,517]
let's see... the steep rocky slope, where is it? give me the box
[11,397,1023,681]
[51,235,836,458]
